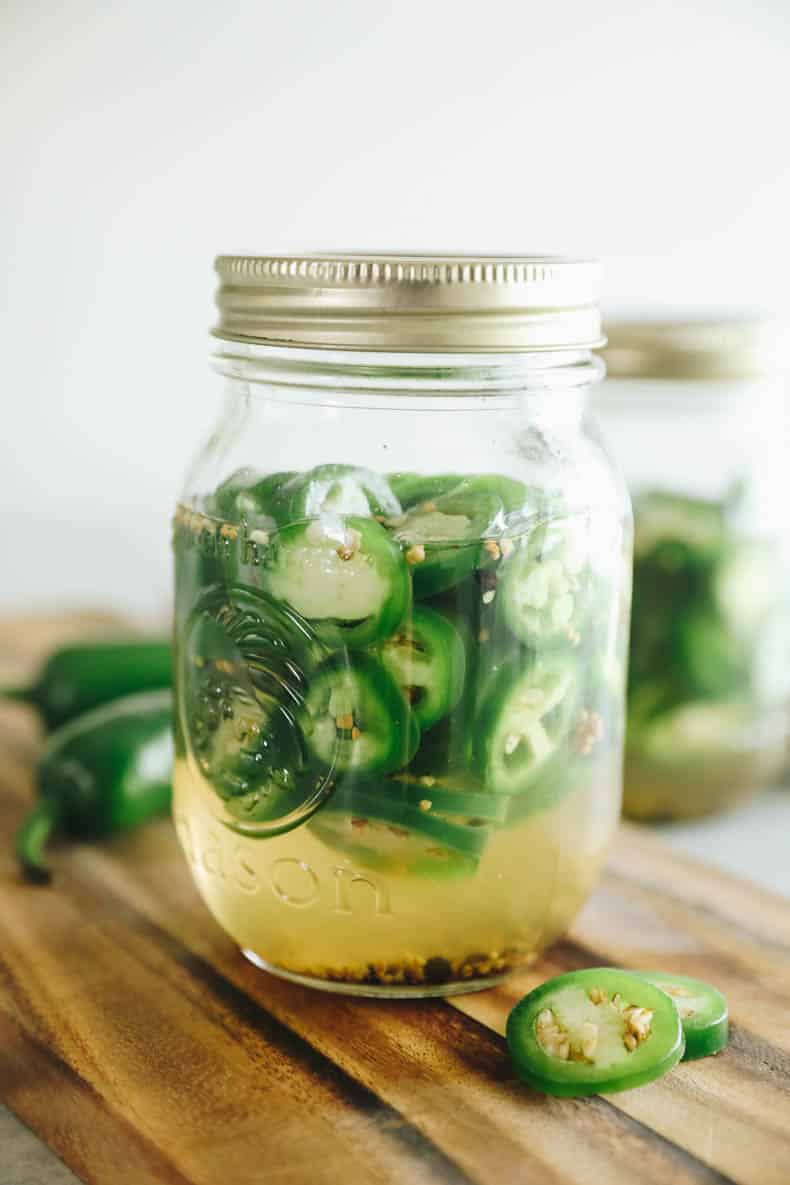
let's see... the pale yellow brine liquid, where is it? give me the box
[174,754,620,992]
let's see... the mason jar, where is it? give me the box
[173,253,630,997]
[597,316,790,821]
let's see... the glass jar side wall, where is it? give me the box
[174,356,630,995]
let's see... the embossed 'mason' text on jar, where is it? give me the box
[176,810,393,913]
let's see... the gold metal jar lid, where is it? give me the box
[602,315,785,381]
[213,253,603,353]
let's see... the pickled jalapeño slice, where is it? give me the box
[283,464,402,521]
[310,784,490,878]
[263,517,410,649]
[389,485,504,597]
[500,516,589,647]
[298,653,419,774]
[383,771,510,823]
[454,474,531,515]
[507,969,685,1097]
[636,972,728,1061]
[389,472,530,516]
[474,655,577,795]
[213,467,298,526]
[377,606,466,731]
[388,472,463,509]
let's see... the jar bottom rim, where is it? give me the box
[241,948,516,999]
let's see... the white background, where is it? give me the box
[1,0,789,620]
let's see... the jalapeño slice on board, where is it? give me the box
[636,972,728,1061]
[263,517,410,649]
[298,653,419,775]
[507,968,685,1097]
[377,605,466,731]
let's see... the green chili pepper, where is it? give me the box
[635,971,728,1061]
[1,640,172,731]
[507,968,685,1097]
[14,689,173,884]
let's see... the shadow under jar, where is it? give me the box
[597,316,790,821]
[173,253,631,997]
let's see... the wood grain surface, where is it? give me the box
[1,618,789,1185]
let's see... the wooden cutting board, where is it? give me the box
[0,618,789,1185]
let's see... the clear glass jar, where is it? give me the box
[596,317,790,821]
[173,253,630,997]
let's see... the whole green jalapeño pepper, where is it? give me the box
[1,639,172,731]
[14,689,173,884]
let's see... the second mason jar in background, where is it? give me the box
[597,316,790,820]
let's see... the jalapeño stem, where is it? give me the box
[0,684,37,706]
[14,796,64,885]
